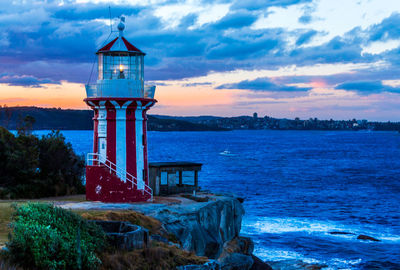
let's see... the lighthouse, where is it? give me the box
[84,17,156,202]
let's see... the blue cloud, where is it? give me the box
[289,36,366,64]
[0,0,398,86]
[0,74,59,87]
[335,80,400,94]
[216,77,312,92]
[211,11,258,29]
[296,30,318,46]
[52,3,141,21]
[206,37,280,60]
[369,12,400,41]
[232,0,313,10]
[298,15,312,24]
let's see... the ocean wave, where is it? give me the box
[252,245,319,263]
[242,217,400,243]
[253,245,364,269]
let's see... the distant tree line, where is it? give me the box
[0,116,85,199]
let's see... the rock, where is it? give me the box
[217,237,255,270]
[149,195,245,258]
[221,237,254,256]
[94,220,149,250]
[237,237,254,255]
[357,234,380,242]
[220,253,254,270]
[177,261,221,270]
[268,260,328,270]
[328,231,355,235]
[150,234,169,243]
[64,194,245,259]
[250,255,273,270]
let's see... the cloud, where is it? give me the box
[232,0,313,10]
[0,74,59,87]
[183,82,212,87]
[335,80,400,94]
[296,30,318,45]
[0,0,398,87]
[52,3,141,21]
[216,77,312,92]
[211,11,258,29]
[369,12,400,42]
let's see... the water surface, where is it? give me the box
[33,130,400,269]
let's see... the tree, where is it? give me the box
[0,128,85,199]
[17,115,36,135]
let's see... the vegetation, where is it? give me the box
[81,211,205,269]
[0,203,14,245]
[5,203,106,270]
[79,210,178,244]
[0,205,209,270]
[0,122,85,199]
[99,242,207,270]
[0,106,228,131]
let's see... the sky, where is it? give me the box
[1,0,400,120]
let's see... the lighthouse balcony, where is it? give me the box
[85,79,156,99]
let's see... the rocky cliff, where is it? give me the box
[62,194,271,270]
[149,195,244,258]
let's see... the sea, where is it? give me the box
[31,130,400,269]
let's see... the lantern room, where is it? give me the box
[98,51,144,81]
[85,17,155,99]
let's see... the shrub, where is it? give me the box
[99,242,208,270]
[0,127,85,199]
[6,203,106,270]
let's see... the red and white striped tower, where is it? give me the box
[84,17,156,202]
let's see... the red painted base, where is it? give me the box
[86,166,151,203]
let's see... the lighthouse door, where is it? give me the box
[98,138,107,163]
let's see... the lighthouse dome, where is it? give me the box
[117,21,125,31]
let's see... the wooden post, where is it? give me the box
[179,170,183,186]
[194,170,198,190]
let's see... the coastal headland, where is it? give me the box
[0,193,274,270]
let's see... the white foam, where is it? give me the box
[254,245,363,269]
[242,217,349,235]
[253,246,314,262]
[242,217,400,243]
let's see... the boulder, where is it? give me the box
[150,195,245,258]
[177,261,221,270]
[357,234,380,242]
[268,260,328,270]
[219,253,254,270]
[328,231,355,235]
[250,255,273,270]
[220,237,254,256]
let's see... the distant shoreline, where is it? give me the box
[1,106,399,132]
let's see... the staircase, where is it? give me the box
[86,153,153,202]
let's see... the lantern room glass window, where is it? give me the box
[98,53,144,81]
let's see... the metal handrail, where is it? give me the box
[87,153,153,201]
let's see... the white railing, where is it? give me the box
[85,80,156,99]
[86,153,153,201]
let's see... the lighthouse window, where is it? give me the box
[101,53,143,82]
[98,54,103,80]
